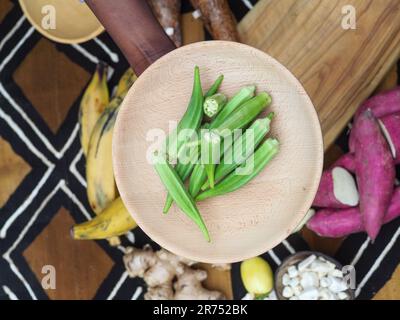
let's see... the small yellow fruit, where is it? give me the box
[240,257,273,295]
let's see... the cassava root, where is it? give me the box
[190,0,239,41]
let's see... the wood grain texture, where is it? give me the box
[238,0,400,150]
[375,63,398,93]
[113,41,323,263]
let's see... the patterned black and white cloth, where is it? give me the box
[0,0,399,300]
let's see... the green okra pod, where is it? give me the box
[189,125,233,197]
[205,75,224,98]
[210,85,256,129]
[215,92,271,136]
[203,93,227,118]
[196,138,279,202]
[163,123,211,213]
[189,162,208,198]
[201,130,221,188]
[188,125,240,197]
[201,113,274,191]
[153,153,210,242]
[163,141,199,213]
[166,66,204,162]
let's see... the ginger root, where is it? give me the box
[174,268,224,300]
[123,246,225,300]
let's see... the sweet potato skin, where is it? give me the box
[307,188,400,238]
[307,207,362,238]
[313,170,355,209]
[355,86,400,119]
[350,87,400,152]
[332,153,355,172]
[313,156,358,209]
[353,110,396,240]
[379,113,400,164]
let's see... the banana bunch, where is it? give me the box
[79,62,110,157]
[73,66,138,241]
[71,197,137,240]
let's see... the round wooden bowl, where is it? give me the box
[19,0,104,44]
[275,251,355,300]
[113,41,323,263]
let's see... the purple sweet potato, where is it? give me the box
[378,113,400,164]
[307,188,400,238]
[313,166,359,209]
[355,86,400,119]
[353,110,396,240]
[332,153,355,172]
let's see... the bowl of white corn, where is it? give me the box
[275,251,355,300]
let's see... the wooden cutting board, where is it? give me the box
[239,0,400,150]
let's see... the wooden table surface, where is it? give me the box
[1,0,399,299]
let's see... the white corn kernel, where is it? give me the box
[293,286,302,296]
[329,269,344,278]
[288,277,299,287]
[298,287,319,300]
[320,277,332,288]
[298,255,316,272]
[325,261,337,271]
[328,277,348,293]
[282,273,290,286]
[319,288,335,300]
[287,265,299,278]
[300,271,319,288]
[310,260,333,274]
[337,292,349,300]
[282,286,294,298]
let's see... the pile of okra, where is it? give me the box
[153,66,279,242]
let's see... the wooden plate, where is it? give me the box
[113,41,323,263]
[19,0,104,44]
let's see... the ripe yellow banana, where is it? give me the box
[114,68,137,98]
[86,69,136,215]
[71,197,137,240]
[79,62,109,157]
[86,98,121,214]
